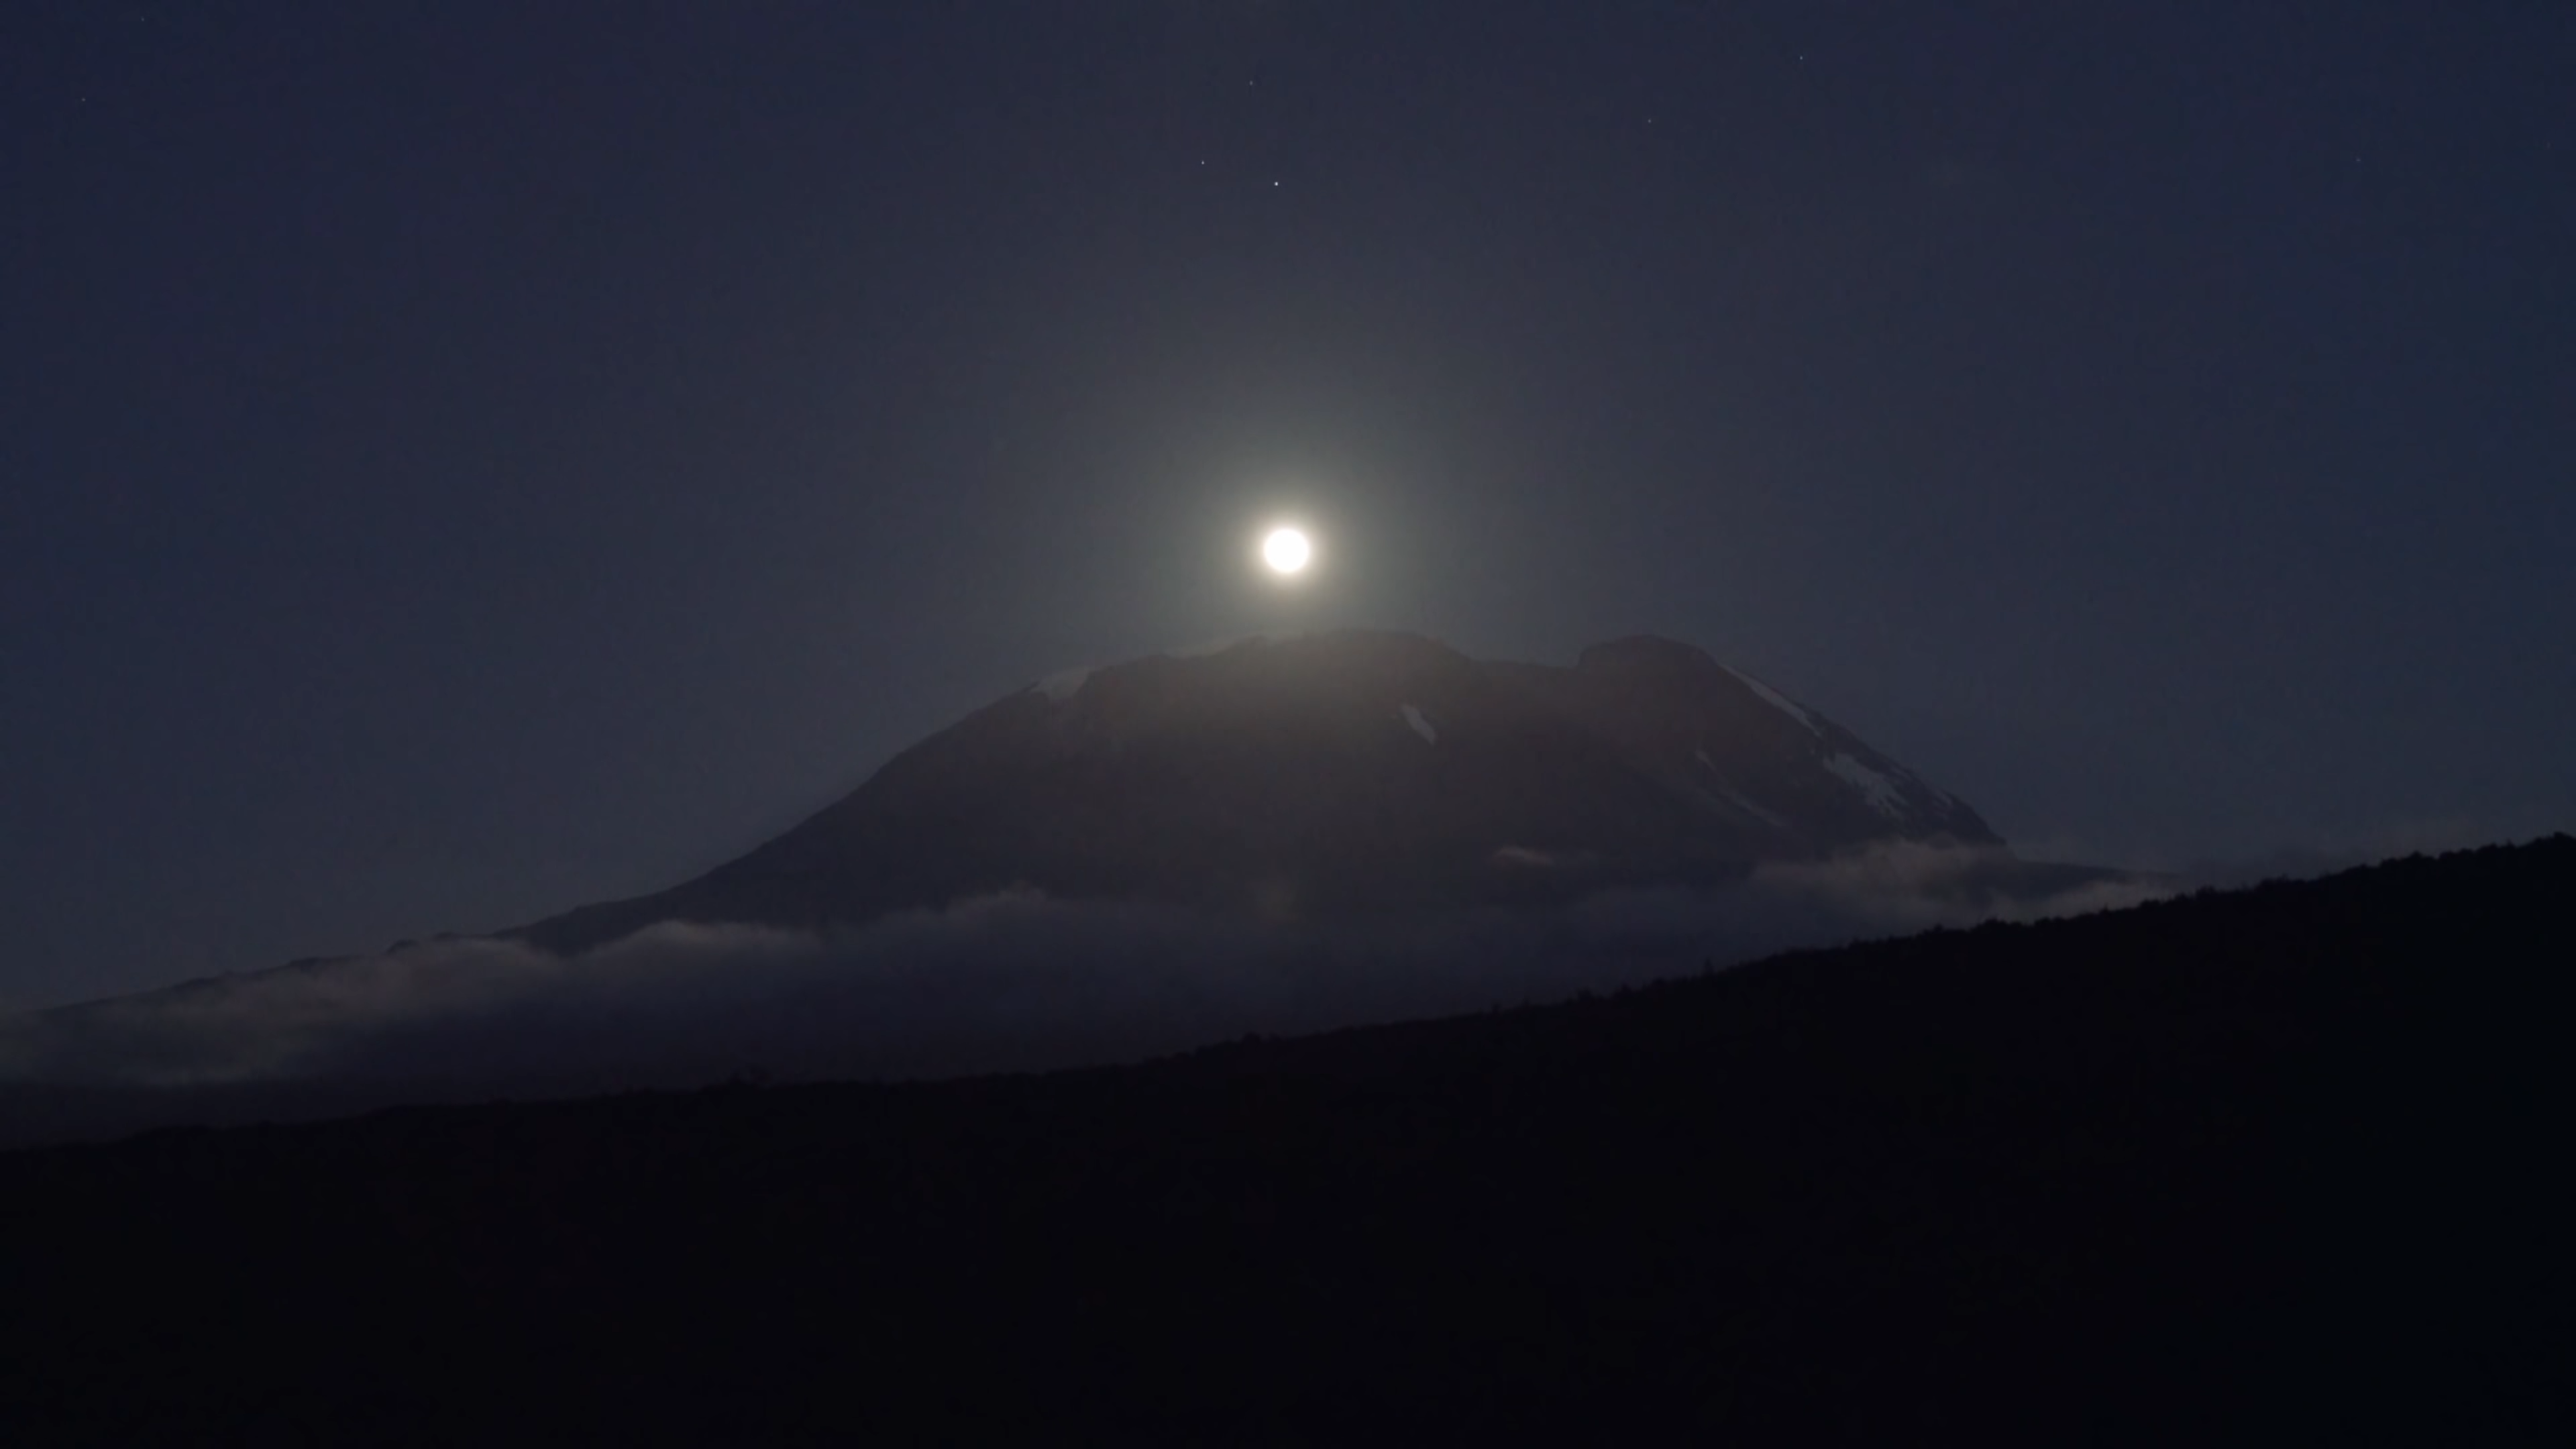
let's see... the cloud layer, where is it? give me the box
[0,845,2171,1099]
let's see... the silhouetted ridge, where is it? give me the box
[1575,634,1721,671]
[4,837,2565,1441]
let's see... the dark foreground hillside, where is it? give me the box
[4,840,2569,1444]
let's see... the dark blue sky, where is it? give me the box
[4,1,2570,1006]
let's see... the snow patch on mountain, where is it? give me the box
[1696,749,1790,828]
[1401,704,1438,744]
[1724,667,1823,735]
[1886,757,1959,810]
[1717,784,1790,829]
[1823,753,1908,820]
[1035,667,1096,702]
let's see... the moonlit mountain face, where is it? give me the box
[515,632,2006,953]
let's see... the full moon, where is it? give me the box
[1261,527,1312,575]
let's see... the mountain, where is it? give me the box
[514,630,2019,953]
[0,629,2125,1114]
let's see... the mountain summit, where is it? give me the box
[516,632,2007,953]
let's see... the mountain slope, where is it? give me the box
[517,631,2009,953]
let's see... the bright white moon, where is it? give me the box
[1261,527,1312,575]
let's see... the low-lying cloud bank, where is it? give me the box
[0,846,2167,1105]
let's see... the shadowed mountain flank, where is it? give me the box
[514,631,2022,953]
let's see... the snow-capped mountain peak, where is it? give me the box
[513,631,2003,952]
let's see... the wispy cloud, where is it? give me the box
[0,846,2170,1095]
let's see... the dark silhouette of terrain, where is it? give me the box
[3,838,2565,1443]
[515,631,2028,953]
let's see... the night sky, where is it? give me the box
[4,2,2570,1008]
